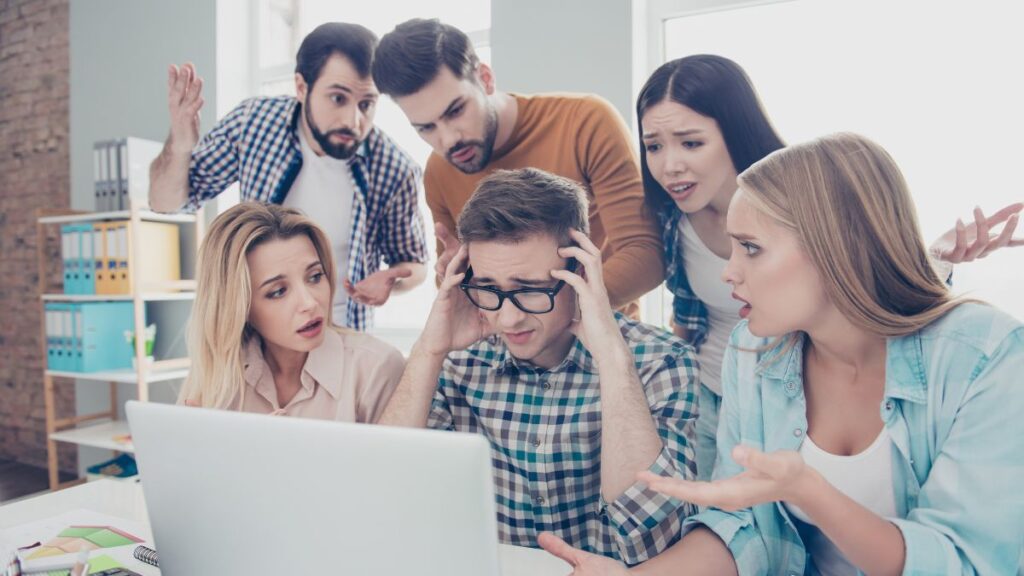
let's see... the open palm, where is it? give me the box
[930,203,1024,263]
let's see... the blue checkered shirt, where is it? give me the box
[661,208,709,349]
[428,314,700,565]
[683,304,1024,575]
[183,96,428,330]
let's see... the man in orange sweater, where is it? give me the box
[372,18,663,316]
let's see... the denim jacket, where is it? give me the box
[683,302,1024,575]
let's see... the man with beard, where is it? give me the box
[372,19,663,318]
[149,23,427,330]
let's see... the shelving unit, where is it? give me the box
[36,203,204,490]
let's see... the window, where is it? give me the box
[647,0,1024,322]
[253,1,491,348]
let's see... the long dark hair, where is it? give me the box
[636,55,785,213]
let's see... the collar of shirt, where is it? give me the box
[484,331,598,378]
[242,328,346,407]
[758,331,928,405]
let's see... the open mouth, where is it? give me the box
[667,182,696,198]
[297,318,324,337]
[731,293,752,319]
[503,330,534,345]
[451,147,476,163]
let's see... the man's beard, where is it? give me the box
[445,103,499,174]
[305,96,362,160]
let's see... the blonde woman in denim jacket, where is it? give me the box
[539,133,1024,575]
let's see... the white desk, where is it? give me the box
[0,480,570,575]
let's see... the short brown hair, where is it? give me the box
[372,18,479,97]
[457,168,590,246]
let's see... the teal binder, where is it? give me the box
[80,302,136,372]
[77,224,96,295]
[48,303,72,370]
[60,225,76,294]
[44,304,59,370]
[71,304,84,372]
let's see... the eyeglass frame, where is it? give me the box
[458,258,578,315]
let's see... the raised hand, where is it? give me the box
[344,268,413,307]
[433,222,462,284]
[639,445,810,512]
[551,229,622,358]
[166,63,204,154]
[930,203,1024,264]
[417,245,493,357]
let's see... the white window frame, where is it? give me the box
[633,0,795,329]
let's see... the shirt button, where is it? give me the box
[534,495,545,505]
[793,428,804,437]
[785,382,796,391]
[542,382,551,390]
[532,438,541,448]
[884,400,894,411]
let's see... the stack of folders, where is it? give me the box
[61,220,180,295]
[93,137,163,212]
[44,302,136,372]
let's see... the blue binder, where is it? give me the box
[46,303,72,370]
[77,224,97,295]
[79,302,136,372]
[60,225,77,294]
[44,304,59,370]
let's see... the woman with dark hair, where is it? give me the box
[635,55,1022,481]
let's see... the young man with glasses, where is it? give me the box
[379,168,700,566]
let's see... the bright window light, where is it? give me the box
[662,0,1024,320]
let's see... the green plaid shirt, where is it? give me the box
[428,313,700,565]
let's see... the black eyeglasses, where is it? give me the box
[459,259,577,314]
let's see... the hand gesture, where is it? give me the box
[930,203,1023,263]
[550,230,622,358]
[417,245,493,357]
[167,63,204,154]
[537,532,629,576]
[344,268,413,307]
[638,445,809,512]
[433,222,462,284]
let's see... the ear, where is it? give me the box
[295,72,308,101]
[476,62,496,95]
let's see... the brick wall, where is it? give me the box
[0,0,76,472]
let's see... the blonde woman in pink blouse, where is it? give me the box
[180,202,404,422]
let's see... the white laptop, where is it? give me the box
[126,401,502,575]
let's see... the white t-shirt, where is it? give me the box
[284,128,357,324]
[783,428,898,576]
[679,217,742,395]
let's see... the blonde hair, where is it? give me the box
[181,202,337,409]
[737,132,965,338]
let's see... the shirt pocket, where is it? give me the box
[556,408,603,460]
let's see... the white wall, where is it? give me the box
[490,0,635,121]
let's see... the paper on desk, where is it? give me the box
[1,530,17,574]
[0,509,152,575]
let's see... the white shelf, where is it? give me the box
[46,367,189,384]
[42,292,195,302]
[49,420,134,452]
[38,210,196,225]
[86,472,139,484]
